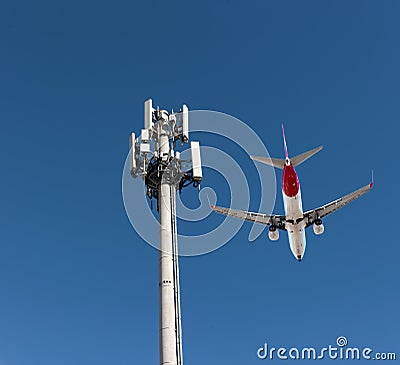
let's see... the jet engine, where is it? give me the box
[313,219,324,235]
[268,225,279,241]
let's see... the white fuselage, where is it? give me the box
[283,188,306,261]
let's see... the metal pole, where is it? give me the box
[159,182,182,365]
[158,125,182,365]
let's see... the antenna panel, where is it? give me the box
[190,141,202,181]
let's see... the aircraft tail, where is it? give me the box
[251,146,322,169]
[251,124,323,169]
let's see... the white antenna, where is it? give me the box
[129,100,202,365]
[129,133,137,177]
[190,141,202,184]
[182,104,189,143]
[144,99,153,130]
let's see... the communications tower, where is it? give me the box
[129,99,202,365]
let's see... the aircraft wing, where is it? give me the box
[211,205,287,231]
[303,182,373,227]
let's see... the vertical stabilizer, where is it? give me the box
[282,123,289,158]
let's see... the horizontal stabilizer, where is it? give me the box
[251,146,322,169]
[250,156,285,169]
[291,146,323,167]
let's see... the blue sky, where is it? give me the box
[0,1,399,364]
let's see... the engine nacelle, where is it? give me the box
[268,226,279,241]
[313,220,324,235]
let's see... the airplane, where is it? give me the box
[211,125,373,262]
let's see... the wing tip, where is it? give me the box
[370,170,374,188]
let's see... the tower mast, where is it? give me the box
[129,100,202,365]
